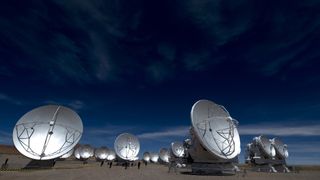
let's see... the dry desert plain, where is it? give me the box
[1,154,320,180]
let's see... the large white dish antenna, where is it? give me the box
[191,100,241,160]
[60,148,74,159]
[95,147,109,160]
[143,152,151,162]
[159,148,170,163]
[150,152,159,163]
[12,105,83,160]
[272,138,289,159]
[171,142,185,158]
[114,133,140,161]
[254,135,275,158]
[80,144,94,159]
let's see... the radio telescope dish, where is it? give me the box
[191,100,240,160]
[60,148,74,159]
[254,135,275,158]
[74,146,82,159]
[143,152,151,162]
[80,144,94,159]
[171,142,185,158]
[106,149,116,161]
[95,147,109,160]
[272,138,289,158]
[114,133,140,161]
[12,105,83,160]
[150,153,159,163]
[159,148,170,163]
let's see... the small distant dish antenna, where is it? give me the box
[74,146,82,159]
[171,142,185,158]
[150,153,159,163]
[254,135,276,158]
[143,152,151,162]
[114,133,140,161]
[80,144,94,159]
[95,147,109,160]
[159,148,170,163]
[60,148,74,159]
[190,100,241,160]
[271,138,289,159]
[12,105,83,160]
[106,149,116,161]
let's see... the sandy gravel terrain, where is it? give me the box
[1,154,319,180]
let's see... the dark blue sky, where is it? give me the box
[1,0,320,164]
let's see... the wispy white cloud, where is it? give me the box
[137,126,189,139]
[44,99,85,110]
[79,124,140,147]
[0,93,22,105]
[239,124,320,136]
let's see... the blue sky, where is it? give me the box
[1,0,320,165]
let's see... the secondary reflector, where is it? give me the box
[12,105,83,160]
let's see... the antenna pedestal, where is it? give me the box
[191,162,239,175]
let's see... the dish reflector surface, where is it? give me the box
[159,148,170,163]
[80,144,94,159]
[114,133,140,161]
[60,148,74,159]
[143,152,151,162]
[191,100,240,159]
[256,135,275,157]
[150,153,159,163]
[272,138,289,158]
[74,146,82,159]
[95,147,109,160]
[171,142,185,158]
[106,150,116,161]
[12,105,83,160]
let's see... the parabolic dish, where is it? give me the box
[150,153,159,163]
[159,148,170,163]
[272,138,289,158]
[12,105,83,160]
[80,144,94,159]
[255,135,275,157]
[60,148,74,159]
[143,152,151,162]
[171,142,185,158]
[74,146,82,159]
[106,150,116,161]
[114,133,140,161]
[191,100,241,159]
[95,146,109,160]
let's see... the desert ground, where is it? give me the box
[1,154,320,180]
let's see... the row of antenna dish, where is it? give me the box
[11,99,288,175]
[246,135,289,161]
